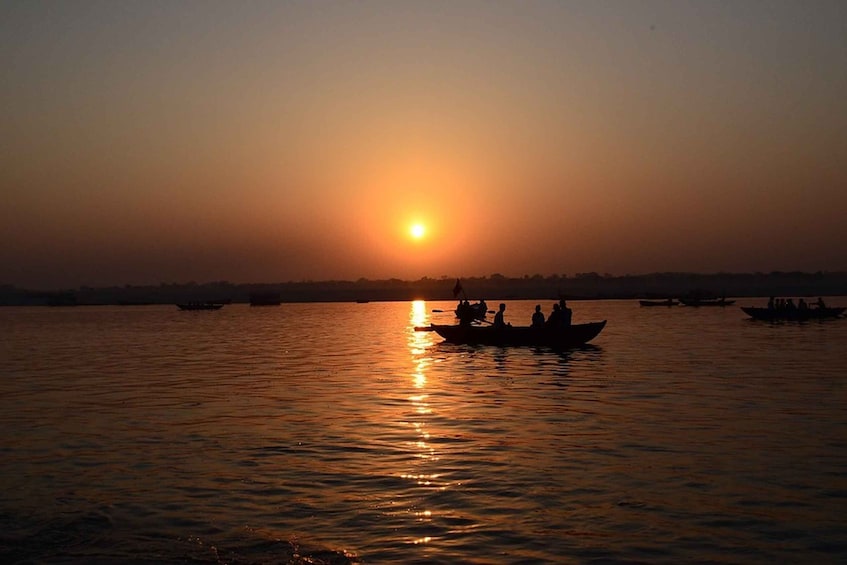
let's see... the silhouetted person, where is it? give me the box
[767,297,775,310]
[493,303,509,328]
[817,297,826,309]
[531,304,545,327]
[786,298,796,310]
[457,300,475,326]
[559,299,572,327]
[798,298,808,311]
[546,303,562,327]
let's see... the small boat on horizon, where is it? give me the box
[176,302,223,311]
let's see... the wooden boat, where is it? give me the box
[417,320,606,347]
[176,302,223,311]
[679,298,735,307]
[639,299,678,307]
[741,306,845,321]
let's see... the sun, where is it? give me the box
[409,223,426,240]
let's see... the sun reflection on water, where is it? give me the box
[401,300,444,546]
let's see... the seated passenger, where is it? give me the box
[493,303,509,328]
[531,304,545,327]
[559,299,573,327]
[546,303,562,327]
[457,300,475,326]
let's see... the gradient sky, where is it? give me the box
[2,1,846,289]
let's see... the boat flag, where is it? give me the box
[452,279,463,298]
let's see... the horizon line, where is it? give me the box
[6,269,847,293]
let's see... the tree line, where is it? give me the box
[2,271,846,306]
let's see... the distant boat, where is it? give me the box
[741,306,845,321]
[639,299,678,307]
[176,302,223,311]
[416,321,606,348]
[679,298,735,307]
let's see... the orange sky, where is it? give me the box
[2,1,846,289]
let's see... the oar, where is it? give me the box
[414,326,435,332]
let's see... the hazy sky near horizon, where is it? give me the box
[2,1,846,289]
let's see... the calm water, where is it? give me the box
[1,299,845,564]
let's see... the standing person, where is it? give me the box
[493,303,509,328]
[531,304,545,327]
[559,299,573,327]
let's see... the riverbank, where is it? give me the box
[3,271,846,306]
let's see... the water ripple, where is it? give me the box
[1,301,846,562]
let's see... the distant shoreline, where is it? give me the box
[3,271,846,306]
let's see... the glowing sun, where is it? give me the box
[409,223,426,240]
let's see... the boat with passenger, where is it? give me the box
[417,320,606,347]
[741,305,845,321]
[455,300,489,321]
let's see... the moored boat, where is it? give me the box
[639,299,678,307]
[741,306,845,321]
[177,302,223,311]
[417,320,606,348]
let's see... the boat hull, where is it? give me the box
[741,306,845,321]
[429,321,606,347]
[639,300,677,307]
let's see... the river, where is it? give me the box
[1,299,845,563]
